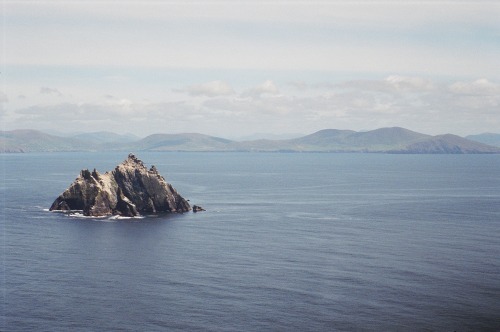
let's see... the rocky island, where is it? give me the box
[49,154,192,217]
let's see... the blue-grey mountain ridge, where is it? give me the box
[1,127,499,154]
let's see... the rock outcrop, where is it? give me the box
[49,154,191,217]
[192,205,206,212]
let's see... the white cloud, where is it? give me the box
[449,79,500,96]
[178,80,235,97]
[446,79,500,111]
[40,87,62,96]
[385,75,435,91]
[287,81,309,91]
[0,92,8,103]
[5,76,500,137]
[242,80,279,98]
[335,76,435,93]
[7,1,498,28]
[5,2,498,77]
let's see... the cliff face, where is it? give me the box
[49,154,191,217]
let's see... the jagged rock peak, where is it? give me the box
[50,154,191,217]
[122,153,145,167]
[81,169,90,179]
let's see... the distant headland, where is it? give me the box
[2,127,500,154]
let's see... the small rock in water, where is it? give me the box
[192,205,206,212]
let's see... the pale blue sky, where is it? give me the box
[2,1,500,138]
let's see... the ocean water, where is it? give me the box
[1,152,499,331]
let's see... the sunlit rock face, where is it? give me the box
[49,154,191,217]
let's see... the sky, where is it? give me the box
[1,0,500,139]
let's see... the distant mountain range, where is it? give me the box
[1,127,500,154]
[70,131,140,144]
[466,133,500,147]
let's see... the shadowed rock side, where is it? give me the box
[49,154,191,217]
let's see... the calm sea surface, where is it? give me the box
[1,152,499,331]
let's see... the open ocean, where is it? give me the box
[1,152,499,331]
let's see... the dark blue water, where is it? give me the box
[1,152,499,331]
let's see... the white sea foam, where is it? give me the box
[108,215,141,220]
[47,207,145,221]
[69,212,105,219]
[67,213,145,221]
[49,209,83,214]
